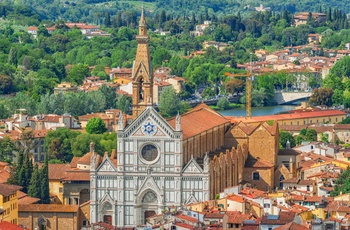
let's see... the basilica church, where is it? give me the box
[90,7,282,228]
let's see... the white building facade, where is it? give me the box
[90,7,210,227]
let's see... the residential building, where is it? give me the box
[203,41,230,51]
[54,82,78,94]
[0,184,22,225]
[293,12,327,26]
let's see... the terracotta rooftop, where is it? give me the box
[70,156,81,168]
[175,214,197,223]
[0,221,27,230]
[205,212,225,219]
[18,195,40,205]
[227,194,245,203]
[231,110,346,123]
[0,184,22,196]
[19,204,79,213]
[260,212,296,225]
[62,170,90,181]
[245,156,274,168]
[174,223,195,230]
[226,211,251,224]
[77,152,93,165]
[274,222,309,230]
[168,103,229,139]
[48,164,70,180]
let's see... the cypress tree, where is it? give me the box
[8,47,18,67]
[40,154,50,204]
[19,153,32,193]
[104,12,111,27]
[28,164,41,199]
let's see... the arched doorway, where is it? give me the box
[80,189,89,204]
[141,190,158,224]
[102,202,113,225]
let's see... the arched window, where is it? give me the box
[142,191,157,203]
[252,172,260,180]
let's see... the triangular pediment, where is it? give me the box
[124,107,176,139]
[136,176,161,196]
[99,191,114,204]
[132,61,151,82]
[182,157,203,174]
[97,158,117,172]
[185,193,198,204]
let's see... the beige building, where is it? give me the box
[54,82,78,94]
[18,204,83,230]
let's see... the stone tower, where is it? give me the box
[132,6,153,119]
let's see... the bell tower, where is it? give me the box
[132,6,153,119]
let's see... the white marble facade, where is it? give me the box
[90,107,210,227]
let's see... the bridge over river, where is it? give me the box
[274,91,312,105]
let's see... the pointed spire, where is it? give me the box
[139,5,147,35]
[139,5,146,30]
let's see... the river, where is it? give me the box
[218,105,297,117]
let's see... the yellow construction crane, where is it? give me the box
[224,71,253,118]
[225,56,254,118]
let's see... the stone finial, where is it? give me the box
[175,111,181,131]
[90,142,95,153]
[118,112,124,131]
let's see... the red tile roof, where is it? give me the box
[62,170,90,181]
[0,184,22,196]
[176,214,198,223]
[18,195,40,205]
[274,222,309,230]
[19,204,79,213]
[0,221,27,230]
[168,103,229,139]
[227,194,245,203]
[226,211,251,224]
[261,212,296,225]
[48,164,70,180]
[174,223,195,229]
[77,152,92,165]
[231,110,346,123]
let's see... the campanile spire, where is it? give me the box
[131,7,153,119]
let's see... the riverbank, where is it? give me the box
[218,105,297,117]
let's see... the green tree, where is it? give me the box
[28,164,41,199]
[98,84,116,110]
[0,136,16,162]
[67,64,90,84]
[305,129,317,141]
[152,47,171,68]
[18,153,32,193]
[158,87,180,118]
[45,128,81,162]
[331,167,350,197]
[40,154,50,204]
[217,97,230,110]
[85,117,108,134]
[8,47,18,67]
[71,133,107,156]
[0,75,14,94]
[0,102,11,119]
[279,130,296,149]
[309,88,333,106]
[116,95,132,114]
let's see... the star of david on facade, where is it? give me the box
[143,122,155,135]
